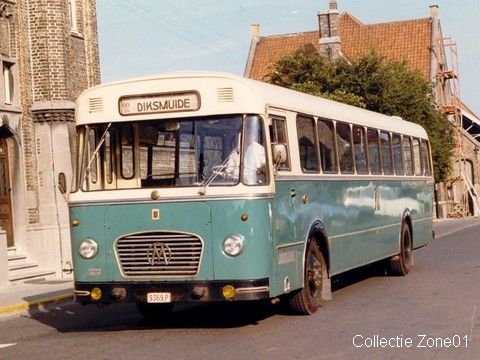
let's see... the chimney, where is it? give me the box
[244,24,261,77]
[430,4,439,18]
[318,0,341,60]
[251,24,260,38]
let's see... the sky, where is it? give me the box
[96,0,480,115]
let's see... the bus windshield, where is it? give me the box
[75,115,268,191]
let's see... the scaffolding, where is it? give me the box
[436,36,480,217]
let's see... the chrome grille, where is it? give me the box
[116,232,203,277]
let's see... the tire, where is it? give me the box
[389,222,413,276]
[289,240,326,315]
[135,301,174,320]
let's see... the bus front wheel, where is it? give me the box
[389,223,413,276]
[288,240,326,315]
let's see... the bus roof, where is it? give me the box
[76,71,428,139]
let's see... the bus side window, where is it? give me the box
[352,125,368,174]
[271,117,290,171]
[392,133,403,175]
[367,128,381,175]
[420,139,432,176]
[412,138,422,176]
[380,131,393,175]
[403,136,414,176]
[336,122,354,174]
[297,116,319,173]
[317,118,337,173]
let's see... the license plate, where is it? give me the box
[147,292,171,303]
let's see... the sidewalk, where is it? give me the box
[433,215,480,238]
[0,217,479,320]
[0,277,73,319]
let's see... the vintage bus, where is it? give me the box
[70,72,434,316]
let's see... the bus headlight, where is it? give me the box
[79,239,98,259]
[222,234,244,257]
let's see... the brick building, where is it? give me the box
[0,0,100,285]
[244,1,480,218]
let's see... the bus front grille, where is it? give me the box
[116,232,203,277]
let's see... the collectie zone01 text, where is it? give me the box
[352,334,469,348]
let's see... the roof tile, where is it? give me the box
[248,13,432,81]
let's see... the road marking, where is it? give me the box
[470,305,478,341]
[0,343,16,349]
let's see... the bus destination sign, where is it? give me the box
[119,92,200,115]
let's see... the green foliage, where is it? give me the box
[266,48,454,182]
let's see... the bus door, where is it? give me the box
[269,113,303,294]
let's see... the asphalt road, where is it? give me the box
[1,219,479,360]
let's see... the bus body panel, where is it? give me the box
[272,177,433,280]
[208,198,274,281]
[70,198,274,285]
[71,201,213,282]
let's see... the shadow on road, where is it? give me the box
[331,260,388,292]
[25,299,280,332]
[25,261,389,331]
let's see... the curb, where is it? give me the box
[0,291,74,316]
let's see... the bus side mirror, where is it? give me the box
[272,143,288,167]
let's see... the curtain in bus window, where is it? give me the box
[420,140,432,176]
[380,131,393,175]
[103,130,114,184]
[297,116,319,173]
[412,138,422,175]
[367,128,381,174]
[317,119,337,172]
[87,128,98,183]
[336,122,353,173]
[403,136,414,175]
[203,135,223,180]
[120,124,135,179]
[352,125,368,174]
[392,134,403,175]
[272,117,290,170]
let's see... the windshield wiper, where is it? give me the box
[198,150,238,195]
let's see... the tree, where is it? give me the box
[266,47,454,182]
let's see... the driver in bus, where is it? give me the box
[224,117,266,184]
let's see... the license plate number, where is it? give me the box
[147,292,171,303]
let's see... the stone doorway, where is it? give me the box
[0,136,13,247]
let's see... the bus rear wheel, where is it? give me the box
[389,223,413,276]
[288,240,325,315]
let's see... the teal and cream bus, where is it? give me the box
[70,72,434,315]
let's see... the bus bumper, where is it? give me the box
[74,278,270,304]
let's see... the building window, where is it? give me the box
[69,0,78,33]
[3,62,14,105]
